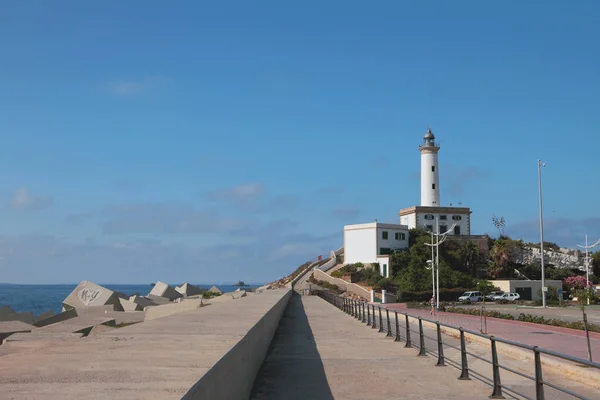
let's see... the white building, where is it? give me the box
[343,222,409,278]
[399,127,472,235]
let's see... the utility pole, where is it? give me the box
[577,235,600,305]
[538,159,547,308]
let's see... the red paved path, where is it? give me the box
[382,303,600,361]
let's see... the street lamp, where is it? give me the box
[424,217,457,309]
[426,259,434,301]
[538,159,547,308]
[577,235,600,305]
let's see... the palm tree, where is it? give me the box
[489,239,513,278]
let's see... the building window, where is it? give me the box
[452,215,462,221]
[425,225,433,232]
[439,225,448,233]
[454,225,461,235]
[431,166,435,172]
[382,231,388,240]
[424,214,434,220]
[432,183,436,189]
[440,215,447,220]
[379,247,391,255]
[395,232,406,240]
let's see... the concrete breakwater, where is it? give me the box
[0,280,255,341]
[0,286,292,399]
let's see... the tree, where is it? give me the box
[489,237,515,278]
[476,280,498,298]
[592,251,600,276]
[492,215,506,237]
[563,275,590,291]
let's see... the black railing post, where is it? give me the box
[378,306,384,333]
[418,318,426,356]
[404,313,412,348]
[435,322,445,366]
[458,328,470,380]
[351,300,355,317]
[362,302,367,323]
[343,298,346,313]
[489,336,505,399]
[355,301,360,320]
[534,346,545,400]
[386,309,393,337]
[372,305,377,329]
[394,311,401,342]
[367,303,372,326]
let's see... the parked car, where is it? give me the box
[458,291,483,302]
[487,291,505,301]
[498,292,520,302]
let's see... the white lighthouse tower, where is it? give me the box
[419,127,440,206]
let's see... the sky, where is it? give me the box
[1,1,599,284]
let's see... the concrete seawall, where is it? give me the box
[183,289,291,399]
[0,288,292,399]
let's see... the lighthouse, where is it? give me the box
[419,127,440,207]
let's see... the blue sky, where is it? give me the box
[1,1,599,284]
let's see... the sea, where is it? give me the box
[0,283,262,316]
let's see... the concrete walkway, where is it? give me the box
[250,294,491,400]
[384,304,600,361]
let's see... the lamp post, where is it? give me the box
[538,159,547,308]
[424,218,457,309]
[577,235,600,305]
[426,259,434,301]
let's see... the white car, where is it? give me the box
[498,292,520,301]
[458,291,483,302]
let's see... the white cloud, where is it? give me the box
[10,187,54,211]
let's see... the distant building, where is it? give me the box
[399,127,472,235]
[343,222,409,278]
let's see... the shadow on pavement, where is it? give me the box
[249,292,334,400]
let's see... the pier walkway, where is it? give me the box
[250,294,490,400]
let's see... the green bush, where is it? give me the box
[397,288,472,302]
[445,307,515,320]
[536,286,560,305]
[373,278,396,292]
[516,313,600,333]
[332,263,364,278]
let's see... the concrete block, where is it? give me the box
[62,281,124,312]
[208,285,223,295]
[149,281,183,300]
[146,294,172,305]
[0,305,16,321]
[119,298,142,311]
[33,309,78,328]
[129,295,158,309]
[176,283,204,297]
[144,298,205,321]
[33,310,55,323]
[231,290,247,300]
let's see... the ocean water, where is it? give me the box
[0,284,261,316]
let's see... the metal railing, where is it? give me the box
[316,290,600,400]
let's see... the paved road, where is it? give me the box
[455,303,600,324]
[250,293,492,400]
[384,304,600,362]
